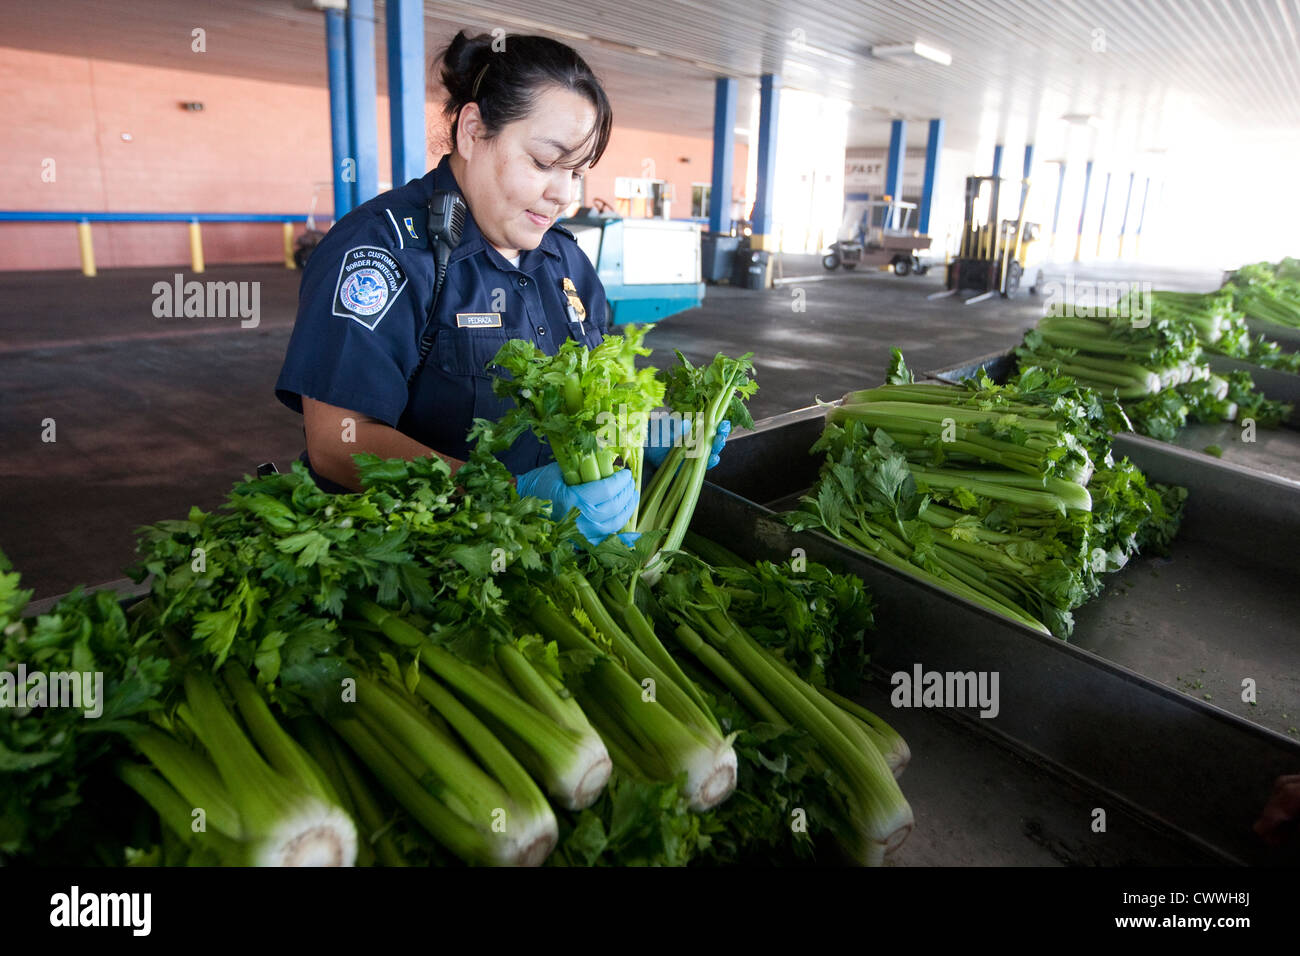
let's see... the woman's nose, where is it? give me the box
[543,171,574,210]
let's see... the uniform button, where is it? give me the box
[517,276,529,287]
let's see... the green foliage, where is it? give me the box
[660,349,759,433]
[791,357,1188,638]
[1,553,171,862]
[486,326,664,485]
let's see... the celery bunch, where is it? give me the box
[489,326,664,490]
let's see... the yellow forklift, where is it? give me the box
[933,176,1043,305]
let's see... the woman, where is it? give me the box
[275,31,725,543]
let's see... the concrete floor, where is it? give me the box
[0,255,1226,599]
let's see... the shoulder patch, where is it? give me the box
[332,245,408,330]
[549,223,576,241]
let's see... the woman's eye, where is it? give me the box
[532,157,552,171]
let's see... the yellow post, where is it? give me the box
[189,219,205,274]
[1135,235,1142,257]
[1117,234,1126,259]
[77,220,96,277]
[283,221,296,269]
[1095,232,1104,258]
[1073,233,1083,262]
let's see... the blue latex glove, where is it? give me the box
[516,462,638,544]
[645,416,730,469]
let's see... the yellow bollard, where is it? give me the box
[189,219,205,274]
[1073,233,1083,262]
[1117,234,1126,259]
[77,220,96,277]
[283,221,296,269]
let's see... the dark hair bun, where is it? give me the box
[436,30,613,168]
[439,30,494,105]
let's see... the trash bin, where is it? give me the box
[732,245,770,290]
[701,234,741,282]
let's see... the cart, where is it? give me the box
[823,199,932,276]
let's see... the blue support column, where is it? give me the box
[346,0,379,206]
[1095,171,1112,257]
[386,0,426,188]
[1135,176,1151,255]
[1117,172,1135,257]
[326,10,352,220]
[707,77,737,235]
[991,143,1004,178]
[1019,144,1034,209]
[885,119,906,228]
[1050,162,1066,246]
[918,118,944,235]
[1074,160,1093,262]
[750,73,781,252]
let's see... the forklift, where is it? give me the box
[937,176,1043,305]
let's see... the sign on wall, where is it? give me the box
[845,152,926,195]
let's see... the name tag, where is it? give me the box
[456,312,502,328]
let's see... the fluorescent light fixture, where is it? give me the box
[1061,113,1102,128]
[870,41,952,66]
[782,59,820,73]
[733,127,751,136]
[550,28,592,41]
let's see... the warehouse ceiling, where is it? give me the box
[4,0,1297,163]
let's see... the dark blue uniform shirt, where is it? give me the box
[276,155,608,483]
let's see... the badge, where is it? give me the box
[562,277,587,334]
[332,246,407,330]
[403,216,417,240]
[456,312,503,328]
[561,278,587,320]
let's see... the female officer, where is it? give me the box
[275,31,724,543]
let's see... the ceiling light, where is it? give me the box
[549,28,592,42]
[1061,113,1101,128]
[870,42,952,66]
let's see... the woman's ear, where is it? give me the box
[456,103,485,161]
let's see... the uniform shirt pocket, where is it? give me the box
[431,327,515,378]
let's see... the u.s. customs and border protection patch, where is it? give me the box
[333,245,408,330]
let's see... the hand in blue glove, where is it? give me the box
[645,416,730,470]
[516,462,638,544]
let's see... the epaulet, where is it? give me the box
[548,223,577,242]
[380,204,428,250]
